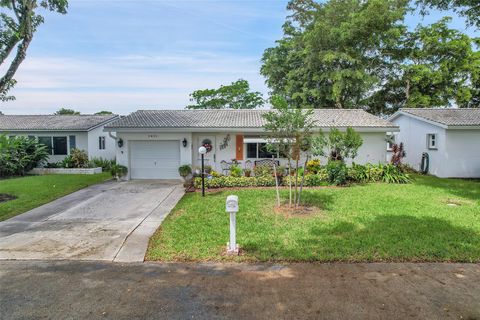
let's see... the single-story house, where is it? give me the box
[104,109,398,180]
[0,114,119,163]
[388,108,480,178]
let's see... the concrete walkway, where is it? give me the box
[0,261,479,319]
[0,180,184,262]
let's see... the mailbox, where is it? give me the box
[226,195,239,213]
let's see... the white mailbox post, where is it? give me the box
[226,195,239,255]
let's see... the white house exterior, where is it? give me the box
[104,109,398,180]
[389,108,480,178]
[0,114,118,163]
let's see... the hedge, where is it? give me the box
[194,176,276,189]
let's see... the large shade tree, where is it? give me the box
[0,0,68,101]
[261,0,408,111]
[262,0,479,114]
[187,79,264,109]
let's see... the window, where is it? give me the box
[38,137,53,155]
[247,143,257,158]
[246,143,278,158]
[38,136,68,155]
[386,133,396,151]
[98,136,106,150]
[427,134,437,150]
[69,135,76,150]
[53,137,68,155]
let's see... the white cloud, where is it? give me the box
[1,54,268,114]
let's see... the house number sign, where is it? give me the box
[220,134,231,150]
[147,134,159,139]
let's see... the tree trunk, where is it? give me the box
[272,156,280,207]
[288,158,292,208]
[294,157,299,208]
[0,1,34,98]
[297,155,309,207]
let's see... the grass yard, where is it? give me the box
[146,175,480,262]
[0,173,111,221]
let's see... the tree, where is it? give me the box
[0,0,68,101]
[262,0,479,114]
[416,0,480,29]
[311,127,363,162]
[263,96,316,208]
[54,108,80,115]
[0,111,3,115]
[187,79,264,109]
[95,111,113,115]
[261,0,408,110]
[382,17,480,109]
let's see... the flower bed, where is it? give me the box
[194,176,276,189]
[193,163,411,190]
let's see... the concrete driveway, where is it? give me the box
[0,180,184,262]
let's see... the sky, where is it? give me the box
[0,0,476,115]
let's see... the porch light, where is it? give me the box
[182,138,188,148]
[117,138,124,148]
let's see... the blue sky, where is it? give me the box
[0,0,475,115]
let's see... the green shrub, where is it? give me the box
[348,163,411,184]
[253,165,273,177]
[194,176,276,189]
[110,164,128,180]
[60,155,74,168]
[89,157,115,171]
[0,135,49,176]
[283,172,329,187]
[306,159,321,173]
[326,160,348,185]
[230,164,242,177]
[178,164,192,178]
[381,164,411,184]
[70,149,89,168]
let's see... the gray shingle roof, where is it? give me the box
[400,108,480,126]
[106,109,396,129]
[0,115,118,131]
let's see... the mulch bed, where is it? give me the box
[0,193,17,203]
[273,204,325,218]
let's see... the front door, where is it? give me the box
[198,136,216,169]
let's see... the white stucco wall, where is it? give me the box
[191,131,388,172]
[87,126,116,160]
[444,130,480,178]
[114,131,193,180]
[391,114,480,178]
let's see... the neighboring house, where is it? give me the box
[389,108,480,178]
[0,115,119,163]
[104,109,398,180]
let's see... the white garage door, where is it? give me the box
[130,140,180,179]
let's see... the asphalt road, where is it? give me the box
[1,261,479,319]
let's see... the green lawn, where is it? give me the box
[0,173,111,221]
[146,175,480,262]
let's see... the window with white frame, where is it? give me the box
[427,133,437,150]
[246,143,278,158]
[98,136,106,150]
[386,133,396,151]
[38,136,68,155]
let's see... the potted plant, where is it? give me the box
[110,164,128,181]
[178,164,193,189]
[243,168,251,177]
